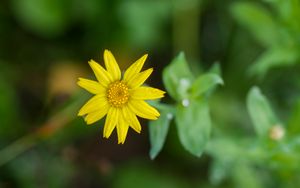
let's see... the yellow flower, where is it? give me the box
[77,50,165,144]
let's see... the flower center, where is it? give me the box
[107,81,129,108]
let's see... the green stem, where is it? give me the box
[0,93,82,167]
[0,135,36,166]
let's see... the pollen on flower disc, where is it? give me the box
[107,81,130,108]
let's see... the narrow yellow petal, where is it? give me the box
[128,100,159,120]
[88,60,112,87]
[116,113,129,144]
[77,78,106,94]
[84,106,109,124]
[78,95,108,116]
[123,54,148,82]
[122,106,141,133]
[126,68,153,89]
[103,107,118,138]
[103,50,121,81]
[131,86,165,100]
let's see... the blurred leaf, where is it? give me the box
[209,159,231,185]
[247,86,279,137]
[232,164,263,188]
[209,63,222,76]
[118,0,171,49]
[249,47,299,76]
[11,0,70,37]
[163,52,194,101]
[284,3,300,35]
[149,108,173,160]
[269,145,300,171]
[269,0,300,33]
[175,98,210,157]
[288,99,300,135]
[0,76,20,141]
[190,73,223,98]
[206,138,242,162]
[207,138,266,186]
[231,2,279,47]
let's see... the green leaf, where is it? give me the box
[271,0,300,33]
[118,1,171,49]
[231,2,279,47]
[149,109,173,160]
[205,138,242,161]
[232,164,263,188]
[11,0,70,37]
[288,99,300,135]
[209,160,231,185]
[209,63,222,76]
[247,86,279,137]
[249,47,299,76]
[190,73,223,98]
[163,52,194,101]
[175,98,211,157]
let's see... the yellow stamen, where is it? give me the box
[78,50,165,144]
[107,81,129,107]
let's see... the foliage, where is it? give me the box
[1,0,300,187]
[149,52,222,158]
[231,0,300,76]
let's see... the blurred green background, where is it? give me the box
[1,0,300,187]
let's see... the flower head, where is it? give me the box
[78,50,165,144]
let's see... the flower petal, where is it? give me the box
[122,106,141,133]
[78,95,108,116]
[126,68,153,89]
[88,59,112,87]
[123,54,148,82]
[116,113,129,144]
[77,78,106,94]
[103,107,119,138]
[84,106,109,124]
[131,86,165,100]
[103,50,121,81]
[128,100,160,120]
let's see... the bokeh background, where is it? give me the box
[1,0,300,187]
